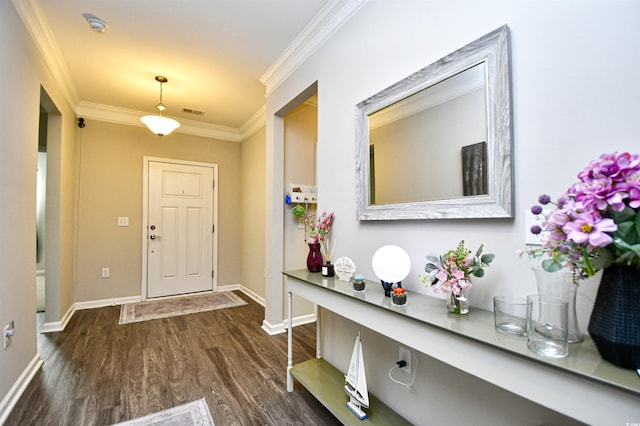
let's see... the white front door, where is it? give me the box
[146,160,215,298]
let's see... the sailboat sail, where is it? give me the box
[345,332,369,419]
[345,336,359,387]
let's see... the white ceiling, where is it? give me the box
[17,0,353,138]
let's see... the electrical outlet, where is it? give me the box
[399,346,411,374]
[101,267,110,278]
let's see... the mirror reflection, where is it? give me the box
[355,25,513,220]
[369,63,487,205]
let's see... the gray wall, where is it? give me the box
[74,120,242,303]
[0,1,77,415]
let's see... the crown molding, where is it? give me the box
[76,102,243,142]
[12,0,80,109]
[260,0,368,97]
[12,0,320,141]
[239,105,266,140]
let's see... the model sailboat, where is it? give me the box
[344,332,369,420]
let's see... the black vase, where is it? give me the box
[587,265,640,370]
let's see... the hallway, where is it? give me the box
[7,292,339,425]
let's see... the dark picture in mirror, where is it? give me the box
[462,141,488,196]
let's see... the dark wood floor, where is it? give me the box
[6,292,341,426]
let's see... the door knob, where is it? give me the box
[149,235,161,240]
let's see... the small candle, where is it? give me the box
[352,274,366,292]
[392,287,407,306]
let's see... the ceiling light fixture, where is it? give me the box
[140,76,181,137]
[82,13,109,33]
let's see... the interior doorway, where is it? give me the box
[283,96,318,273]
[282,93,318,326]
[37,86,62,333]
[263,81,318,334]
[36,107,47,313]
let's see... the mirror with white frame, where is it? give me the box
[355,25,513,220]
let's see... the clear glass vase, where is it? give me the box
[447,290,469,315]
[532,267,583,343]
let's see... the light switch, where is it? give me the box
[117,217,129,227]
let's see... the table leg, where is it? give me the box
[316,306,321,359]
[287,290,293,392]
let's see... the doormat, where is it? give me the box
[119,291,247,325]
[112,398,215,425]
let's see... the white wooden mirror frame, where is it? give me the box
[355,25,514,220]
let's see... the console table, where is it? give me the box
[284,269,640,425]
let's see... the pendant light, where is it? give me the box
[141,76,180,136]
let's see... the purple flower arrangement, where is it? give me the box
[521,152,640,279]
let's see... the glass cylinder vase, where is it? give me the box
[532,266,582,343]
[306,243,323,272]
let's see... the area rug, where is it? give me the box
[113,398,215,425]
[119,291,246,325]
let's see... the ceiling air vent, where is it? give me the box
[181,108,205,116]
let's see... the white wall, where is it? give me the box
[266,1,640,424]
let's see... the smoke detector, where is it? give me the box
[82,13,109,33]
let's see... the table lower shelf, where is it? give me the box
[290,358,411,426]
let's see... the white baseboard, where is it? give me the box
[0,354,43,425]
[222,285,315,334]
[218,284,265,306]
[75,295,142,310]
[261,312,316,336]
[40,302,76,334]
[262,319,286,335]
[40,295,141,334]
[217,283,241,292]
[288,312,317,328]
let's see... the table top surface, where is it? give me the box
[283,269,640,397]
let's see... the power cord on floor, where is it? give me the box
[388,354,418,388]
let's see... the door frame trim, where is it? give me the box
[141,156,219,301]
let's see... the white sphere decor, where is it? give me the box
[371,245,411,283]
